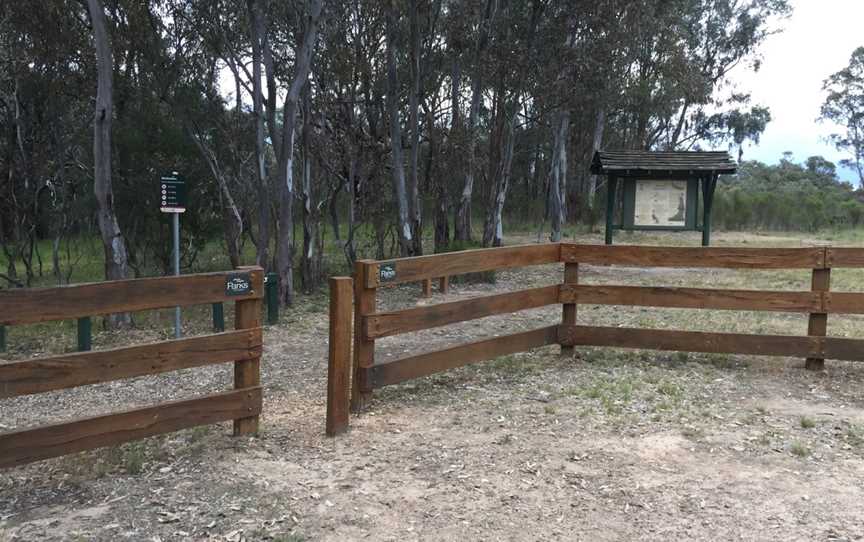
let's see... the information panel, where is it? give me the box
[160,172,187,213]
[633,180,687,227]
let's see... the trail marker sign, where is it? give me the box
[160,173,187,213]
[160,171,186,338]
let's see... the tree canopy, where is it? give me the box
[1,0,793,298]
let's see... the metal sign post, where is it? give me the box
[160,172,187,338]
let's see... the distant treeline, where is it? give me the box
[713,156,864,232]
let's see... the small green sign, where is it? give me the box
[226,273,252,296]
[379,263,397,283]
[160,172,187,213]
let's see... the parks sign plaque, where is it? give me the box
[226,273,252,296]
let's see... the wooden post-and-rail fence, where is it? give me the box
[0,267,264,469]
[326,243,864,434]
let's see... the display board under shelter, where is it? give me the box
[591,150,737,246]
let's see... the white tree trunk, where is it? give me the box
[275,0,323,306]
[246,0,270,269]
[386,0,414,256]
[407,0,422,255]
[483,111,517,248]
[87,0,131,327]
[454,0,496,242]
[549,110,569,242]
[587,106,606,210]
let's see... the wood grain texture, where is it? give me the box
[826,247,864,268]
[821,337,864,361]
[560,284,821,313]
[806,267,831,371]
[559,325,820,358]
[0,387,262,469]
[560,263,578,356]
[351,261,377,412]
[439,276,449,294]
[364,243,560,288]
[363,285,560,339]
[370,326,559,388]
[326,277,353,437]
[0,328,262,399]
[233,279,262,436]
[823,292,864,314]
[560,244,824,269]
[0,268,264,326]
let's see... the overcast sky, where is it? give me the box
[728,0,863,182]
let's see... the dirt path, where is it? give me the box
[4,234,864,541]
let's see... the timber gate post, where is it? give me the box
[561,244,578,357]
[439,276,449,294]
[233,266,263,435]
[806,247,831,371]
[351,260,377,412]
[326,277,353,435]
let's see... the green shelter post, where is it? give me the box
[265,272,279,325]
[212,302,225,332]
[701,174,718,247]
[77,317,92,352]
[605,177,618,245]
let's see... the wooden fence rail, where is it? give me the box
[327,242,864,434]
[0,267,264,469]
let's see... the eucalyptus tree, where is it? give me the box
[617,0,789,151]
[274,0,323,305]
[0,0,96,286]
[821,47,864,188]
[384,0,414,256]
[480,0,543,248]
[453,0,496,243]
[86,0,133,325]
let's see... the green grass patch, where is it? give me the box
[789,441,810,457]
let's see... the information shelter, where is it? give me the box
[590,150,737,246]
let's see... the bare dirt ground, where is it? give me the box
[3,231,864,541]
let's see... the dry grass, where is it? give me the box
[4,230,864,541]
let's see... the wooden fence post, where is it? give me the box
[422,278,433,298]
[233,268,263,435]
[351,260,377,412]
[806,250,831,371]
[561,260,578,357]
[439,276,449,294]
[327,277,353,436]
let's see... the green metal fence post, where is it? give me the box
[0,325,5,353]
[77,317,92,352]
[212,302,225,332]
[605,177,618,245]
[265,272,279,325]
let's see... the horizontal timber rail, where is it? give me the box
[0,267,264,469]
[327,243,864,434]
[365,243,560,288]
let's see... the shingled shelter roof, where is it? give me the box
[590,150,738,177]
